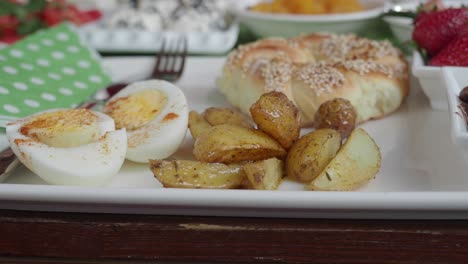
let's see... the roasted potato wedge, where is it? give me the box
[307,128,381,191]
[193,124,287,163]
[286,129,341,183]
[188,111,212,140]
[250,92,301,150]
[150,159,245,189]
[240,177,254,189]
[203,107,252,128]
[243,158,283,190]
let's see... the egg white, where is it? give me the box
[105,79,189,163]
[6,110,127,186]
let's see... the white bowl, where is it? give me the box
[412,50,447,110]
[233,0,386,38]
[384,0,468,44]
[382,15,413,44]
[444,67,468,160]
[383,0,419,43]
[412,50,467,110]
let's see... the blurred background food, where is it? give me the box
[0,0,102,44]
[103,0,231,32]
[234,0,387,39]
[4,0,453,55]
[249,0,365,15]
[0,0,232,40]
[0,0,237,54]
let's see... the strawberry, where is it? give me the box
[79,10,102,24]
[429,27,468,66]
[0,15,19,37]
[412,8,468,57]
[41,7,62,26]
[1,34,22,44]
[60,5,85,25]
[41,2,100,27]
[413,0,444,23]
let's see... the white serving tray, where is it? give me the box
[1,56,468,219]
[77,23,239,54]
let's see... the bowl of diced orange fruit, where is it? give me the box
[234,0,386,38]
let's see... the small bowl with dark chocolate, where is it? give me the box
[444,67,468,155]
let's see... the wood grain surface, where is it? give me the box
[1,210,468,263]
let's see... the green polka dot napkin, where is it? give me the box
[0,23,111,128]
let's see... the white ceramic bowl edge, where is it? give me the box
[412,50,448,110]
[443,67,468,162]
[232,0,386,38]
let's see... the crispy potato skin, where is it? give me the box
[286,129,341,183]
[150,159,245,189]
[306,128,381,191]
[193,124,286,164]
[243,158,283,190]
[203,107,252,128]
[250,92,301,150]
[188,111,212,140]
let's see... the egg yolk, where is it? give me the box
[20,109,100,148]
[103,90,167,131]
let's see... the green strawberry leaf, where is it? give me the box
[0,0,46,18]
[24,0,47,13]
[418,47,430,65]
[17,18,45,35]
[0,2,14,15]
[11,5,28,20]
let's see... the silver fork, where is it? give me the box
[152,35,188,82]
[82,35,188,109]
[0,35,188,179]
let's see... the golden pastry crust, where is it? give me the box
[217,33,409,126]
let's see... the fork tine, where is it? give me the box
[152,37,167,78]
[152,35,187,82]
[169,36,187,80]
[177,36,187,78]
[166,38,178,74]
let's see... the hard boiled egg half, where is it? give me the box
[102,79,189,163]
[6,109,127,186]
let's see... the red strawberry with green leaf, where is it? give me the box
[412,8,468,57]
[429,27,468,66]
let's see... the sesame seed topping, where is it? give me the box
[261,59,294,92]
[226,38,290,69]
[334,59,407,79]
[337,59,393,76]
[318,34,400,61]
[295,62,345,95]
[224,32,407,95]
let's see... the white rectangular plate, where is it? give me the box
[1,56,468,219]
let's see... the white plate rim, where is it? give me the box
[1,184,468,211]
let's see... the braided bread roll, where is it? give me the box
[217,33,409,127]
